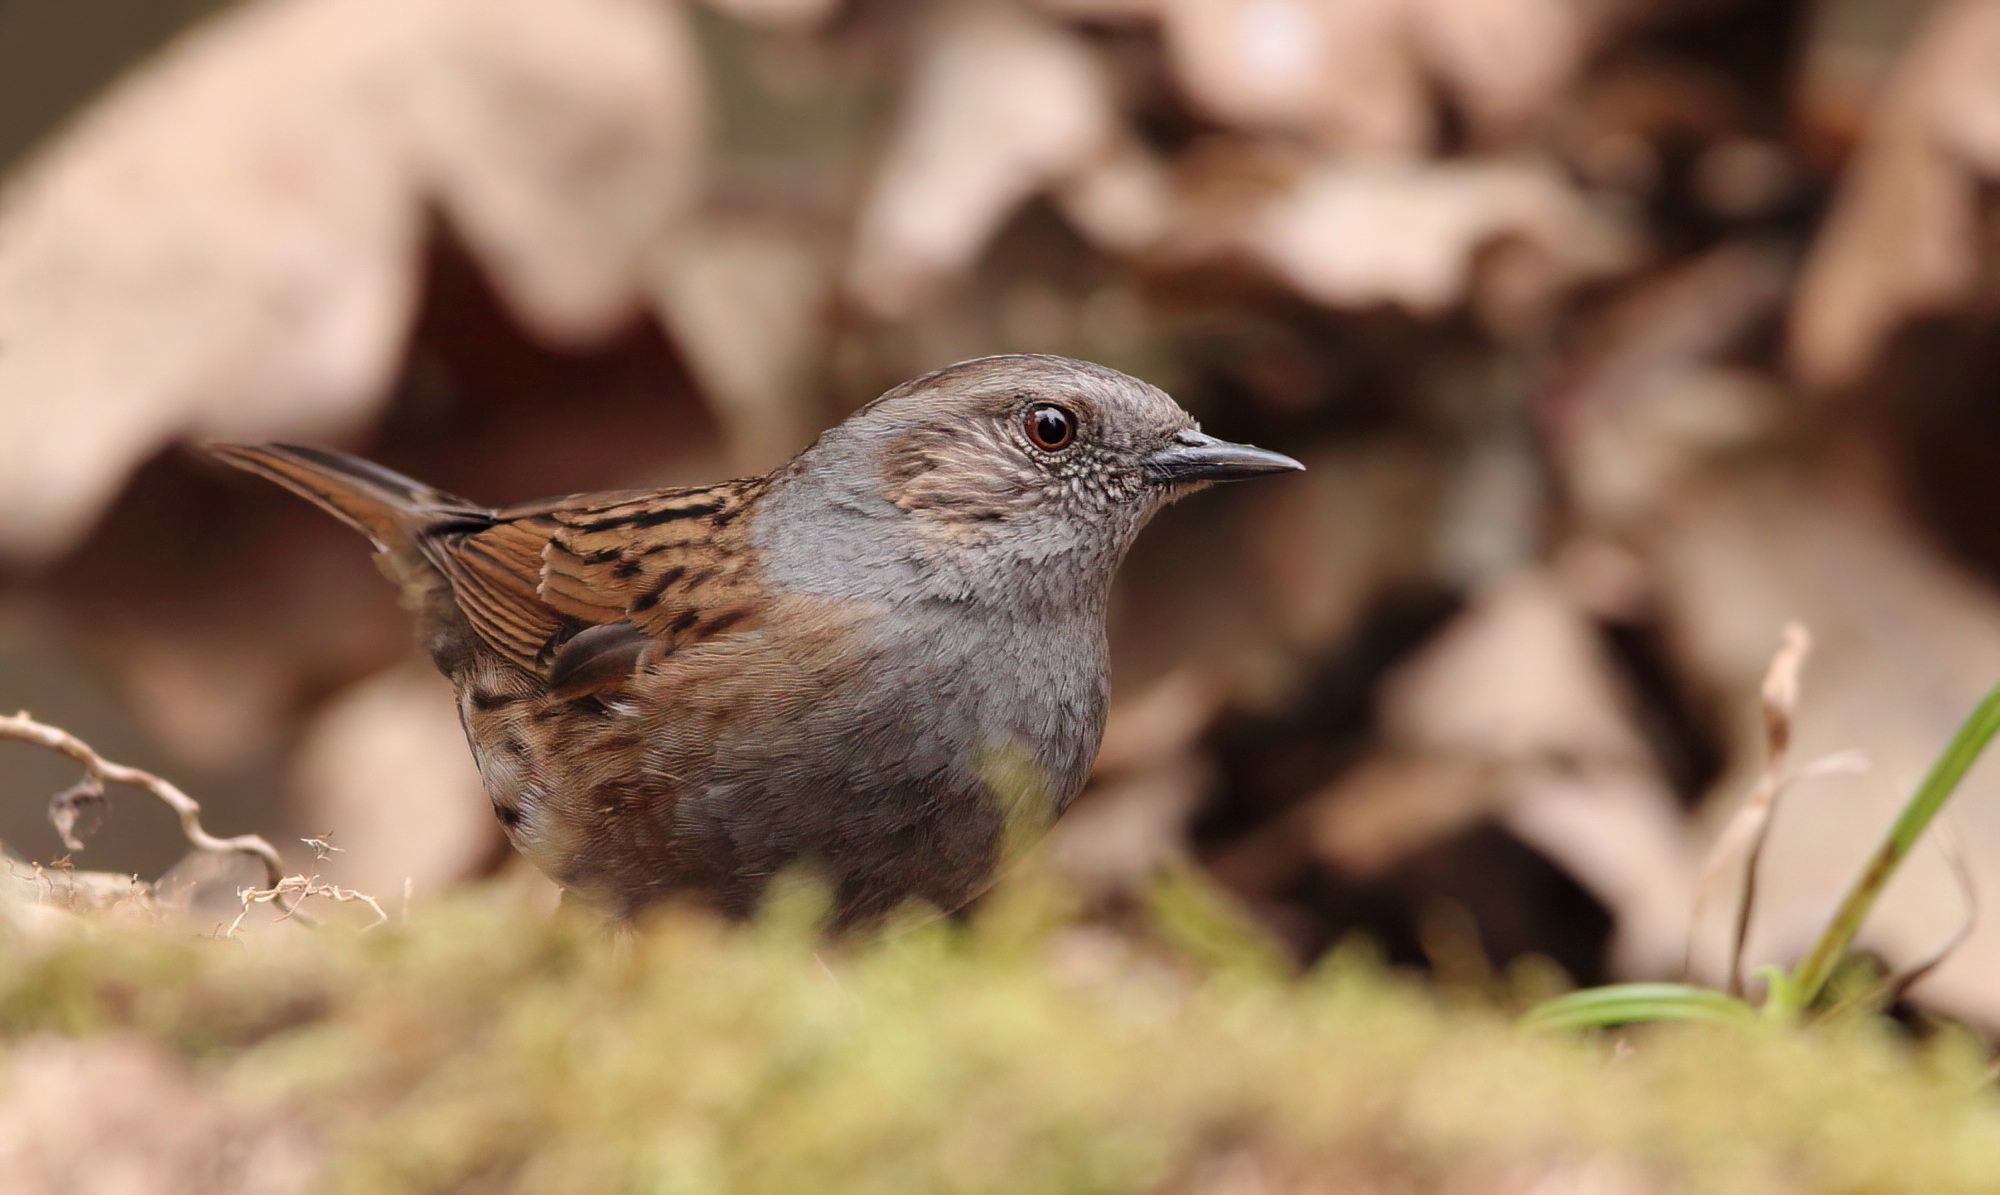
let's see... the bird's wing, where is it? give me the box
[423,477,771,692]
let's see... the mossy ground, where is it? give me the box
[1,870,1996,1193]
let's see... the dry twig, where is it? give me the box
[1682,624,1809,991]
[225,833,386,936]
[227,875,387,937]
[0,710,284,888]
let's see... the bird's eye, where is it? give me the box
[1023,403,1075,451]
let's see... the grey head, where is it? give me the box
[752,354,1302,608]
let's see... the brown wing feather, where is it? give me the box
[425,520,566,668]
[419,477,771,677]
[541,478,770,649]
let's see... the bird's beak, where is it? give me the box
[1142,429,1305,484]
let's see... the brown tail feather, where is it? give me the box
[207,443,491,550]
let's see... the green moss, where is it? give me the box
[0,875,1996,1193]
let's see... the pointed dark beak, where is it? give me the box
[1142,429,1305,485]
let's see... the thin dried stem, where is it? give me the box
[229,872,387,937]
[1682,623,1810,991]
[0,709,284,889]
[1887,820,1978,1003]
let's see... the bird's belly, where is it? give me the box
[461,606,1105,926]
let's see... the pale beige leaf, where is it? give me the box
[1502,768,1697,978]
[0,0,699,560]
[653,216,830,473]
[1245,440,1442,651]
[1245,159,1635,314]
[1410,0,1586,139]
[1556,243,1793,528]
[1791,0,2000,390]
[1379,570,1649,763]
[1308,753,1496,879]
[845,2,1119,319]
[1158,0,1429,153]
[1050,136,1175,256]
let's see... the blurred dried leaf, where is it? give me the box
[1311,570,1697,974]
[1409,0,1589,140]
[1501,767,1696,978]
[701,0,843,30]
[1556,242,1793,528]
[1245,440,1442,651]
[1565,365,1783,527]
[1090,0,1591,150]
[1052,759,1211,889]
[654,215,830,472]
[287,660,496,899]
[1158,0,1430,152]
[1057,667,1222,889]
[1795,0,1948,158]
[0,0,700,560]
[1309,753,1495,878]
[1245,159,1635,314]
[1094,665,1225,776]
[1380,570,1646,762]
[1791,0,2000,390]
[846,2,1120,319]
[1050,136,1175,257]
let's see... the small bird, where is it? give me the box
[213,354,1300,926]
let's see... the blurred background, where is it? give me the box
[2,0,1999,1019]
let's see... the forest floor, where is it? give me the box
[0,865,1995,1195]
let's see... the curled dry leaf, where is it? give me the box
[1244,159,1636,315]
[1791,0,2000,391]
[1060,0,1590,149]
[846,2,1121,319]
[0,710,284,889]
[46,774,108,853]
[0,0,701,561]
[1157,0,1430,152]
[1308,570,1697,975]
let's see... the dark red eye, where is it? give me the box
[1024,403,1075,451]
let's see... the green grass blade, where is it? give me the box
[1520,983,1757,1032]
[1784,678,2000,1012]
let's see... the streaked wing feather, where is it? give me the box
[418,478,770,678]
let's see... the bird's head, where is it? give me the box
[761,354,1302,605]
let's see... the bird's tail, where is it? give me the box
[207,443,491,550]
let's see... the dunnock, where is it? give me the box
[213,354,1300,925]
